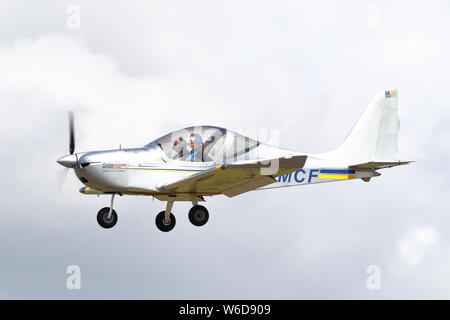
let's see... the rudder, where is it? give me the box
[324,89,400,162]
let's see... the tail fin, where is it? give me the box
[324,89,400,162]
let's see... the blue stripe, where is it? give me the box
[320,169,355,174]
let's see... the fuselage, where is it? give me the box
[59,125,380,196]
[72,147,378,196]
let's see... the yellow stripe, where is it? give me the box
[126,168,201,173]
[319,174,355,180]
[106,168,202,174]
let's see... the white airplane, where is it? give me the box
[57,89,412,232]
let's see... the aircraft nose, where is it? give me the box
[57,154,77,168]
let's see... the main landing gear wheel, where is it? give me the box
[188,205,209,227]
[97,207,118,229]
[155,211,176,232]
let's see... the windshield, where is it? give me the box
[146,126,263,163]
[148,126,227,162]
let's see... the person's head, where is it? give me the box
[189,133,203,149]
[172,137,187,154]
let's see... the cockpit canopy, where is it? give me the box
[145,126,261,163]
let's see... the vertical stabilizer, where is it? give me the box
[323,89,400,162]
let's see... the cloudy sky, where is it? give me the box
[0,0,449,299]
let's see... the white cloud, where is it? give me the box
[397,227,439,266]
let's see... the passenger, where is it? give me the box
[172,137,188,160]
[185,134,203,162]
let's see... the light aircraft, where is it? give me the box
[57,89,412,232]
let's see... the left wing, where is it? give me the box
[157,155,307,197]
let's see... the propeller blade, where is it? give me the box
[57,167,69,189]
[69,111,75,155]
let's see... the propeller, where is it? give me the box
[57,167,69,189]
[69,111,75,155]
[57,111,79,188]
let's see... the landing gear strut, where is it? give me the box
[97,193,118,229]
[154,200,210,232]
[155,200,176,232]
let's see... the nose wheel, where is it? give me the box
[97,193,118,229]
[97,207,118,228]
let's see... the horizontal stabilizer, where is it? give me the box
[350,160,414,170]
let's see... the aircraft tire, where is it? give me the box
[188,205,209,227]
[155,211,176,232]
[97,207,118,229]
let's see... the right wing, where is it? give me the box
[157,155,307,197]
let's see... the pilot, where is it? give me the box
[172,137,188,160]
[185,133,214,162]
